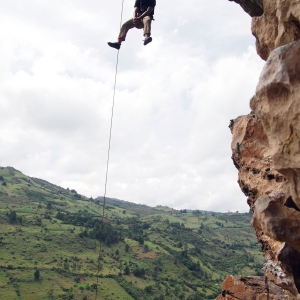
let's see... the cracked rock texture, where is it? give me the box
[219,0,300,299]
[230,0,300,60]
[250,40,300,210]
[216,275,293,299]
[252,0,300,60]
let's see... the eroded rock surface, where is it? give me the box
[251,40,300,210]
[229,113,299,295]
[253,195,300,253]
[231,0,300,60]
[252,193,300,294]
[216,275,295,300]
[218,0,300,299]
[230,113,288,210]
[252,0,300,60]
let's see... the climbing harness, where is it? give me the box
[94,1,125,299]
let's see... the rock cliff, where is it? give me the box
[216,275,292,299]
[218,0,300,299]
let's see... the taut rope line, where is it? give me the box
[95,1,125,299]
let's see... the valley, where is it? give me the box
[0,167,262,300]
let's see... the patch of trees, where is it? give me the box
[158,242,204,274]
[189,247,202,256]
[114,276,144,299]
[25,190,47,201]
[216,221,224,227]
[142,222,150,229]
[176,250,201,272]
[6,210,22,224]
[34,269,40,280]
[188,291,210,299]
[144,285,153,293]
[55,210,94,226]
[167,224,204,249]
[33,216,42,226]
[208,251,253,273]
[170,222,185,229]
[43,212,52,220]
[124,265,130,275]
[79,223,120,246]
[123,217,149,244]
[55,211,121,245]
[133,267,146,277]
[73,194,82,199]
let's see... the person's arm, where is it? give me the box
[133,6,139,18]
[136,6,153,20]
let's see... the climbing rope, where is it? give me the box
[94,1,125,299]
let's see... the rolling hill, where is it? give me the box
[0,166,262,300]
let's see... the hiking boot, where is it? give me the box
[107,42,121,50]
[144,37,152,46]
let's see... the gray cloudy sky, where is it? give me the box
[0,0,264,212]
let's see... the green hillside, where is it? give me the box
[0,167,262,300]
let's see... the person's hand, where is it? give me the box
[133,17,140,24]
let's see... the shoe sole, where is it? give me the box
[107,42,120,50]
[144,38,152,46]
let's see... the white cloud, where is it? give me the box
[0,0,264,212]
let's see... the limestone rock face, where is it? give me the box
[216,275,295,300]
[230,113,299,295]
[218,0,300,299]
[252,195,300,254]
[230,113,289,210]
[250,40,300,210]
[231,0,300,60]
[252,0,300,60]
[252,193,300,294]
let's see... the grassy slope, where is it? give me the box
[0,167,262,300]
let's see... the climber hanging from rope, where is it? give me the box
[107,0,156,50]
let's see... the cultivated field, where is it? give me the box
[0,167,262,299]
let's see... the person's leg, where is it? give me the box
[135,19,144,30]
[142,16,152,45]
[108,19,135,49]
[142,16,152,38]
[118,18,135,42]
